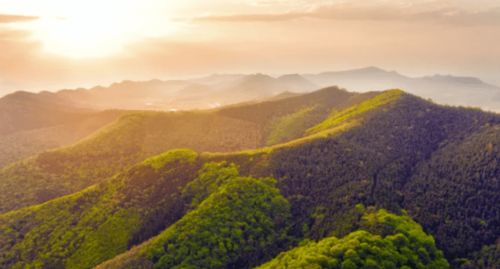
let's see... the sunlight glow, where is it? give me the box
[25,0,178,58]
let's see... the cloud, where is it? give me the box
[195,12,302,22]
[194,3,500,26]
[0,14,38,23]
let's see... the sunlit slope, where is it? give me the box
[1,90,497,268]
[0,110,126,168]
[0,91,92,136]
[0,91,127,168]
[0,87,372,213]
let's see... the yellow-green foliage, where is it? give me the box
[0,148,202,269]
[96,166,291,269]
[181,162,239,209]
[143,149,198,170]
[65,210,140,269]
[266,106,318,145]
[307,90,403,135]
[147,177,290,269]
[258,209,449,269]
[0,181,137,269]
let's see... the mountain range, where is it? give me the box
[1,67,498,168]
[304,67,500,112]
[2,67,499,112]
[0,82,498,269]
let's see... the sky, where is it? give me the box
[0,0,499,95]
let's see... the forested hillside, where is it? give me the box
[0,150,202,269]
[0,87,498,269]
[0,87,373,213]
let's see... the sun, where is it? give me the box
[26,0,177,59]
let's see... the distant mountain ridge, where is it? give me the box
[304,67,500,111]
[2,67,498,112]
[1,68,498,169]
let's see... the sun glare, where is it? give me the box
[25,0,177,58]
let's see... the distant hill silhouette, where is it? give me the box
[304,66,500,111]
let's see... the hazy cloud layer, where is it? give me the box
[0,14,38,23]
[195,2,500,26]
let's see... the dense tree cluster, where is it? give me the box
[258,209,449,269]
[97,168,291,269]
[458,244,500,269]
[403,125,500,262]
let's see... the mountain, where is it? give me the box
[0,86,374,213]
[304,66,500,112]
[1,67,496,164]
[50,74,316,111]
[0,91,128,168]
[0,87,498,269]
[0,74,318,168]
[0,110,126,168]
[0,91,92,136]
[277,74,318,91]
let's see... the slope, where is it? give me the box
[0,110,126,168]
[0,87,373,213]
[0,150,202,269]
[0,91,93,135]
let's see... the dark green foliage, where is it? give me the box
[260,95,498,258]
[258,209,449,269]
[209,92,499,264]
[458,244,500,269]
[403,125,500,262]
[97,171,291,269]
